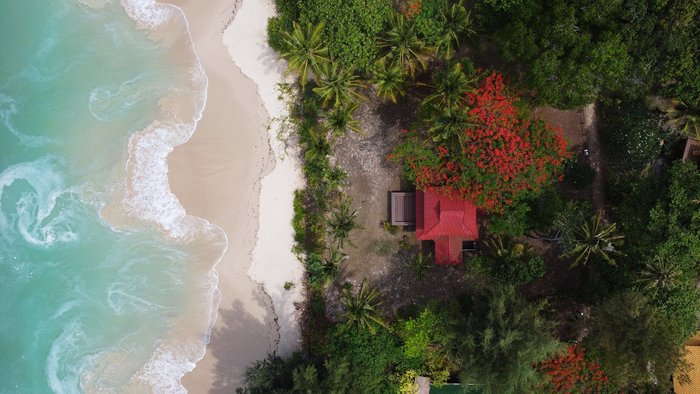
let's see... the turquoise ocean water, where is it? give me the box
[0,1,224,392]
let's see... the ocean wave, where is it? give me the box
[97,0,224,392]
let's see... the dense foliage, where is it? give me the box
[583,291,689,389]
[478,0,700,108]
[269,0,392,70]
[611,161,700,342]
[538,344,609,393]
[601,100,665,172]
[393,72,569,212]
[445,285,561,393]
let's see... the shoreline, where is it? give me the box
[223,0,305,358]
[163,0,303,390]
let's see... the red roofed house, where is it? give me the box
[415,190,479,265]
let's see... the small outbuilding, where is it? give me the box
[415,190,479,265]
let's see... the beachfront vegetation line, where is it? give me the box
[237,0,700,392]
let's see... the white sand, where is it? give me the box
[165,0,304,390]
[223,0,305,357]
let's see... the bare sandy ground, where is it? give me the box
[164,0,303,391]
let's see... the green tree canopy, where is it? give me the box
[444,285,562,393]
[583,291,690,390]
[478,0,700,107]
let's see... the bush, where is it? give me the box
[524,186,566,233]
[601,101,664,172]
[326,327,404,392]
[297,0,392,70]
[562,156,595,189]
[411,0,449,46]
[486,199,530,237]
[491,254,545,286]
[267,16,289,52]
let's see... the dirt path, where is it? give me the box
[583,103,606,213]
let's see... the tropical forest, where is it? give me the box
[237,0,700,392]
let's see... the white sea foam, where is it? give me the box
[120,0,175,30]
[0,93,54,147]
[89,0,226,392]
[0,157,78,247]
[89,74,149,122]
[46,320,86,394]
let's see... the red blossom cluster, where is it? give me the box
[393,71,570,212]
[538,344,609,393]
[401,0,422,19]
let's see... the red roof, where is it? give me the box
[415,190,478,265]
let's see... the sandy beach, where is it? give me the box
[165,0,303,391]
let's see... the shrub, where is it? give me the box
[562,156,595,189]
[491,254,545,286]
[326,327,404,392]
[411,0,449,46]
[486,199,530,237]
[297,0,392,70]
[602,100,664,172]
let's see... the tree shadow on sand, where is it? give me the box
[208,296,276,394]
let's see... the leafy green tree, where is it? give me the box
[379,13,428,77]
[313,62,365,108]
[341,280,387,334]
[445,285,562,393]
[601,100,664,172]
[295,0,392,70]
[326,326,404,392]
[236,354,300,394]
[327,198,360,248]
[292,359,353,394]
[325,103,361,139]
[559,212,625,268]
[281,22,328,86]
[583,291,690,390]
[371,58,406,103]
[660,96,700,138]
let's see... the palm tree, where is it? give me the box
[325,102,362,140]
[316,248,347,287]
[378,14,428,78]
[371,58,406,103]
[323,166,347,193]
[661,96,700,138]
[637,259,682,296]
[303,125,330,162]
[435,0,476,59]
[327,199,361,248]
[313,62,365,108]
[559,212,625,268]
[341,279,387,334]
[425,106,474,149]
[422,63,474,112]
[409,251,432,280]
[281,22,329,86]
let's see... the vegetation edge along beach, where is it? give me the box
[235,0,700,392]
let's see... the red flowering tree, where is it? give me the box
[392,71,570,212]
[538,344,609,393]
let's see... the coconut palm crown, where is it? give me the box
[281,22,329,86]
